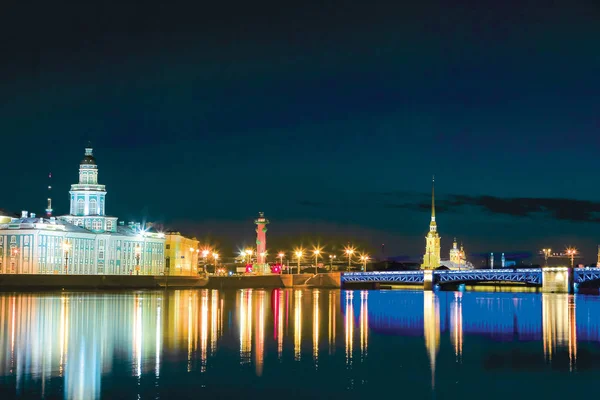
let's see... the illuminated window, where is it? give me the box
[92,220,102,231]
[24,237,29,245]
[106,220,113,231]
[10,236,16,244]
[77,199,85,215]
[89,199,97,215]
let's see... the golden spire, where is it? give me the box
[429,175,436,231]
[431,175,435,221]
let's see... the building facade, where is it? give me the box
[0,146,165,275]
[164,232,200,275]
[422,179,441,269]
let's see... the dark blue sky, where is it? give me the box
[1,0,599,261]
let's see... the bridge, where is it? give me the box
[341,267,600,293]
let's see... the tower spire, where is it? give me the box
[45,172,53,217]
[431,175,435,221]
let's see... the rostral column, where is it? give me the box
[255,212,269,272]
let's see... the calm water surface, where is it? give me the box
[0,288,598,399]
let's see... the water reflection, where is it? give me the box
[0,289,597,399]
[423,291,440,389]
[542,294,577,369]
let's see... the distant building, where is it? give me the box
[440,238,474,270]
[0,146,165,275]
[422,178,441,269]
[164,232,200,275]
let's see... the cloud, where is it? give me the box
[299,193,600,223]
[437,195,600,222]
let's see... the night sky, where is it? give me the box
[1,1,599,262]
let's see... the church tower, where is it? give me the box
[422,177,441,269]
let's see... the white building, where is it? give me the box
[0,146,165,275]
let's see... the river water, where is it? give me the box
[0,288,597,399]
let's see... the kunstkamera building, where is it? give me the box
[0,146,165,275]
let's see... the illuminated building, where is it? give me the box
[421,178,441,270]
[441,238,474,270]
[164,232,200,275]
[0,146,164,275]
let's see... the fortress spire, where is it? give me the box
[430,175,436,231]
[422,177,441,270]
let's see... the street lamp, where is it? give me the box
[566,248,577,268]
[213,253,219,272]
[245,249,253,265]
[360,255,369,272]
[62,240,71,274]
[542,248,552,267]
[345,247,355,272]
[329,254,336,271]
[135,243,141,275]
[202,249,210,274]
[278,252,285,266]
[313,249,321,275]
[295,250,303,274]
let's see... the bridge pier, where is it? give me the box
[423,270,434,291]
[542,267,573,294]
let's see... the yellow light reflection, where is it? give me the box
[542,293,577,370]
[313,290,320,368]
[210,291,218,354]
[328,291,336,355]
[359,291,368,360]
[450,292,463,361]
[239,290,252,365]
[200,291,208,372]
[423,291,439,389]
[133,296,142,378]
[345,291,354,368]
[294,290,302,361]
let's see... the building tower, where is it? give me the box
[60,145,117,232]
[45,172,53,217]
[501,253,505,268]
[422,177,441,269]
[490,253,494,269]
[255,212,269,271]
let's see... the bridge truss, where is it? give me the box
[341,271,424,284]
[342,269,542,285]
[435,269,542,285]
[574,267,600,284]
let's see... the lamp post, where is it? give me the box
[189,247,196,276]
[566,248,577,268]
[360,255,369,272]
[542,248,552,267]
[313,249,321,275]
[345,247,354,272]
[202,249,210,274]
[213,253,219,273]
[278,252,285,268]
[329,254,336,271]
[135,243,141,275]
[295,250,303,274]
